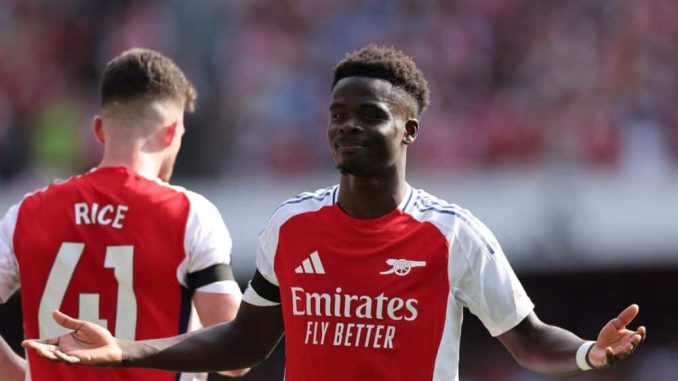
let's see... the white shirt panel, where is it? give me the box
[448,209,533,336]
[243,186,337,306]
[0,203,20,303]
[168,189,239,381]
[431,294,464,381]
[176,190,239,295]
[407,189,534,381]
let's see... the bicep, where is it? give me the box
[193,291,241,326]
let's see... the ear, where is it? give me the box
[403,119,419,145]
[162,121,179,147]
[93,116,105,144]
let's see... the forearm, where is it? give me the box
[498,313,585,376]
[120,321,277,372]
[514,324,584,375]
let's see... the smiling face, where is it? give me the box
[327,76,418,178]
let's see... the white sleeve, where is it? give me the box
[253,217,280,286]
[449,213,534,337]
[242,214,281,306]
[177,191,240,295]
[0,204,21,303]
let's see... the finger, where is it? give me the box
[21,340,38,350]
[53,310,84,331]
[611,304,639,330]
[22,338,58,349]
[605,346,615,365]
[22,339,59,352]
[609,341,636,363]
[32,345,61,362]
[52,349,81,364]
[637,326,647,343]
[630,333,642,346]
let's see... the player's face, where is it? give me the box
[328,77,411,177]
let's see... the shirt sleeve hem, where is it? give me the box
[488,300,535,337]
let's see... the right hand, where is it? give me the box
[22,310,122,367]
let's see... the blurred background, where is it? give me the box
[1,0,677,380]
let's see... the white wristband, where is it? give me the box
[576,341,596,371]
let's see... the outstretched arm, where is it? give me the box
[22,301,284,373]
[497,304,646,375]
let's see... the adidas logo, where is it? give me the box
[295,251,325,274]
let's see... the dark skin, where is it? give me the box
[23,76,645,375]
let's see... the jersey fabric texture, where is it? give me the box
[243,184,534,381]
[0,167,239,381]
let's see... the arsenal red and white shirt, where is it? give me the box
[0,166,240,381]
[243,184,534,381]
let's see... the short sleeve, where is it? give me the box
[0,203,21,303]
[242,214,281,306]
[178,191,240,295]
[253,217,280,286]
[449,213,534,337]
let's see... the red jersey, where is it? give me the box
[243,185,534,381]
[0,167,238,381]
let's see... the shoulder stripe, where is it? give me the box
[401,187,416,211]
[414,201,496,255]
[273,186,336,213]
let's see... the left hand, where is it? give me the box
[589,304,646,368]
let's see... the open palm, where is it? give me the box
[589,304,646,368]
[22,310,123,367]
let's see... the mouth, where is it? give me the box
[335,140,365,153]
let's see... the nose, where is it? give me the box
[338,118,363,134]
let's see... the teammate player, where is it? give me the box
[23,45,646,380]
[1,48,247,380]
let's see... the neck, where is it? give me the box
[98,146,162,179]
[337,165,408,219]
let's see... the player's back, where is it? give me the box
[13,166,194,381]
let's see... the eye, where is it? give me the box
[330,111,345,121]
[362,111,387,122]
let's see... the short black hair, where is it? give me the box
[100,48,197,112]
[332,44,430,117]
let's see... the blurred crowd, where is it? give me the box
[0,0,677,182]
